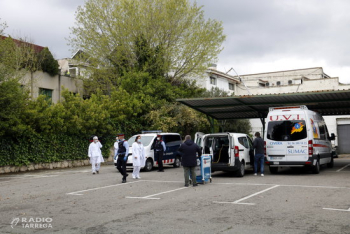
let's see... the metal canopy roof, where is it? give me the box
[177,89,350,120]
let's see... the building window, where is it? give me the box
[210,76,216,85]
[39,88,53,102]
[229,83,234,90]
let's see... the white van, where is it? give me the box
[114,132,182,171]
[265,106,335,174]
[195,132,254,177]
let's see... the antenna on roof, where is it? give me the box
[226,67,251,95]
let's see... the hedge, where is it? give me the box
[0,134,115,167]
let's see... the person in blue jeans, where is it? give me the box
[253,132,265,176]
[178,135,202,187]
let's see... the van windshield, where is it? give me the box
[127,136,154,146]
[267,120,307,141]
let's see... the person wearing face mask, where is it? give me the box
[153,135,166,172]
[88,136,104,174]
[131,135,146,179]
[116,133,129,183]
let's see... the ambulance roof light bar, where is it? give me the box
[269,105,308,111]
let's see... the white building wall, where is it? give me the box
[207,75,234,95]
[237,77,350,96]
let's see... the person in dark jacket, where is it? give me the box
[153,135,166,172]
[253,132,265,176]
[116,133,129,183]
[178,135,202,187]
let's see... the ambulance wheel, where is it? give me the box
[173,156,181,168]
[144,159,153,172]
[312,159,320,174]
[210,178,212,183]
[236,161,245,177]
[327,156,334,168]
[269,166,278,174]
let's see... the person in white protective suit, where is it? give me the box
[88,136,104,174]
[131,135,146,179]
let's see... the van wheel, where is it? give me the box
[312,159,320,174]
[173,156,181,168]
[144,159,153,172]
[269,166,278,174]
[236,161,245,177]
[327,156,334,168]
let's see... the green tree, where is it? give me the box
[69,0,225,82]
[38,47,59,76]
[0,79,32,137]
[0,37,20,81]
[145,103,210,136]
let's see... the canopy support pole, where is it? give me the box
[259,113,266,140]
[207,115,215,133]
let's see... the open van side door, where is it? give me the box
[247,136,255,166]
[195,132,205,151]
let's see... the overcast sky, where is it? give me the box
[1,0,350,83]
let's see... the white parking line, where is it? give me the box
[213,185,280,205]
[281,184,349,189]
[215,182,350,190]
[66,181,142,196]
[141,180,183,183]
[323,207,350,212]
[336,164,350,172]
[30,175,59,178]
[0,175,59,179]
[126,187,188,200]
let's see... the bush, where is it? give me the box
[0,134,115,167]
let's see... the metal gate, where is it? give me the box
[337,124,350,154]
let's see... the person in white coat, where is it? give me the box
[88,136,104,174]
[131,135,146,179]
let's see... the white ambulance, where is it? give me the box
[265,106,335,174]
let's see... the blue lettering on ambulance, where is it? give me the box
[288,149,307,154]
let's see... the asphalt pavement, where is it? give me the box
[1,157,350,234]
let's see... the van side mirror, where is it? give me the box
[330,133,335,141]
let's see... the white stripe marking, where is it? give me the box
[126,187,188,200]
[31,175,59,178]
[144,187,187,198]
[213,201,255,205]
[141,180,183,183]
[336,164,350,172]
[66,181,142,196]
[233,185,280,204]
[125,197,160,200]
[323,207,350,212]
[213,185,280,205]
[215,182,350,190]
